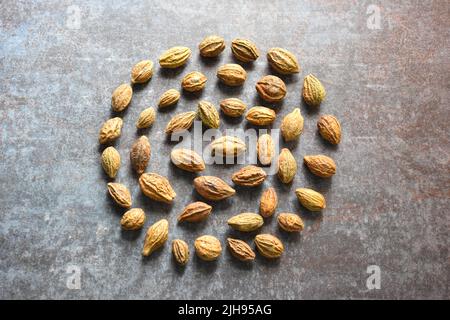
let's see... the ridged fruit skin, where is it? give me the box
[246,107,276,126]
[178,201,212,222]
[158,89,180,108]
[195,235,222,261]
[231,165,267,187]
[101,146,121,178]
[182,71,207,92]
[172,239,189,265]
[295,188,326,211]
[217,64,247,86]
[193,176,236,201]
[198,100,220,128]
[99,117,123,144]
[159,46,191,68]
[303,155,336,178]
[259,187,278,218]
[228,213,264,232]
[277,213,304,232]
[170,148,205,172]
[121,208,146,230]
[142,219,169,256]
[302,74,326,106]
[209,136,246,157]
[254,234,284,258]
[227,238,256,261]
[165,111,197,134]
[199,35,225,57]
[267,47,300,74]
[131,60,154,84]
[317,115,341,145]
[281,108,304,141]
[257,134,274,166]
[277,148,297,184]
[220,98,247,117]
[107,183,132,208]
[136,107,156,129]
[255,75,287,102]
[111,84,132,112]
[231,38,260,62]
[139,173,176,203]
[130,136,151,175]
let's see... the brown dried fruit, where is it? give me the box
[231,165,267,187]
[107,182,132,208]
[120,208,146,230]
[99,117,123,144]
[101,146,121,178]
[199,35,225,57]
[217,64,247,86]
[158,89,180,108]
[139,173,176,203]
[136,107,156,129]
[159,46,191,68]
[304,155,336,178]
[231,38,259,62]
[178,201,212,222]
[111,84,133,112]
[227,238,255,261]
[267,47,300,74]
[256,75,287,102]
[130,136,151,175]
[317,115,341,145]
[228,213,264,232]
[254,234,284,258]
[281,108,304,141]
[198,100,220,128]
[194,176,236,201]
[277,148,297,184]
[142,219,168,256]
[170,148,205,172]
[194,235,222,261]
[172,239,189,265]
[182,71,207,92]
[302,74,326,106]
[131,60,154,84]
[259,187,278,218]
[209,136,246,157]
[257,134,274,166]
[246,106,276,126]
[277,213,304,232]
[165,111,197,134]
[220,98,247,117]
[295,188,326,211]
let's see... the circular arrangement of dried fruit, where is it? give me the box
[98,35,342,265]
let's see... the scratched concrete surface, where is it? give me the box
[0,0,449,300]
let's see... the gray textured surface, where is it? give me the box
[0,0,449,300]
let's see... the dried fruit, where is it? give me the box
[139,173,176,203]
[120,208,146,230]
[130,136,151,175]
[304,155,336,178]
[281,108,304,141]
[277,213,304,232]
[317,115,341,145]
[231,165,267,187]
[257,134,274,166]
[172,239,189,265]
[295,188,326,211]
[259,187,278,218]
[231,38,259,62]
[220,98,247,117]
[131,60,154,84]
[142,219,169,256]
[99,117,123,144]
[255,75,287,102]
[136,107,156,129]
[246,106,276,126]
[101,146,120,178]
[195,235,222,261]
[107,182,132,208]
[158,89,180,108]
[267,47,300,74]
[178,201,212,222]
[277,148,297,184]
[165,111,197,134]
[254,234,284,258]
[302,74,326,106]
[198,100,220,128]
[194,176,236,201]
[182,71,207,92]
[217,64,247,86]
[227,238,255,261]
[171,148,205,172]
[199,35,225,57]
[159,46,191,68]
[228,213,264,232]
[209,136,246,157]
[111,84,132,112]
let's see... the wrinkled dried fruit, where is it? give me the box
[231,165,267,187]
[257,134,274,166]
[120,208,146,230]
[256,75,287,102]
[139,173,176,203]
[227,238,255,261]
[267,47,300,74]
[209,136,246,157]
[182,71,207,92]
[303,74,326,106]
[281,108,304,141]
[99,117,123,144]
[178,201,212,222]
[111,84,132,112]
[172,239,189,265]
[246,106,276,126]
[136,107,156,129]
[195,235,222,261]
[231,38,259,62]
[130,136,150,175]
[101,146,120,178]
[107,182,132,208]
[304,155,336,178]
[217,64,247,86]
[158,89,180,108]
[171,148,205,172]
[228,213,264,232]
[317,115,341,145]
[194,176,236,201]
[259,187,278,218]
[220,98,247,117]
[295,188,326,211]
[199,35,225,57]
[159,46,191,68]
[254,234,284,258]
[198,100,220,128]
[278,213,304,232]
[277,148,297,184]
[165,111,197,134]
[131,60,154,84]
[142,219,168,256]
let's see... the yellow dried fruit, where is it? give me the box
[107,182,132,208]
[267,47,300,74]
[255,75,287,102]
[246,106,276,126]
[99,117,123,144]
[130,60,154,84]
[317,115,341,145]
[277,213,304,232]
[120,208,146,230]
[101,146,120,178]
[178,201,212,222]
[228,213,264,232]
[130,136,151,175]
[227,238,255,261]
[182,71,207,92]
[209,136,246,157]
[199,35,225,57]
[277,148,297,184]
[172,239,189,265]
[158,89,180,108]
[170,148,205,172]
[295,188,326,211]
[193,176,236,201]
[231,165,267,187]
[257,134,274,166]
[142,219,168,256]
[259,187,278,218]
[159,46,191,68]
[254,234,284,258]
[198,100,220,128]
[217,64,247,86]
[281,108,304,141]
[302,74,326,106]
[136,107,156,129]
[111,84,132,112]
[304,155,336,178]
[231,38,259,62]
[220,98,247,117]
[165,111,197,134]
[139,173,176,203]
[195,235,222,261]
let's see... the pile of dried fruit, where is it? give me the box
[99,36,342,263]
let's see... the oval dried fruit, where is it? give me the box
[231,165,267,187]
[120,208,146,230]
[193,176,236,201]
[139,173,176,203]
[231,38,259,62]
[257,134,274,166]
[254,234,284,258]
[99,117,123,144]
[217,64,247,86]
[246,106,276,126]
[220,98,247,117]
[170,148,205,173]
[295,188,326,211]
[317,115,341,145]
[256,75,287,103]
[178,201,212,222]
[195,235,222,261]
[111,84,132,112]
[165,111,197,134]
[277,148,297,184]
[131,60,154,84]
[159,46,191,68]
[209,136,246,157]
[259,187,278,218]
[303,74,326,106]
[158,89,180,108]
[182,71,207,92]
[130,136,151,175]
[172,239,189,265]
[107,182,132,208]
[198,100,220,128]
[199,35,225,57]
[277,213,304,232]
[228,213,264,232]
[267,48,300,74]
[136,107,156,129]
[304,155,336,178]
[281,108,304,141]
[101,146,121,178]
[227,238,255,262]
[142,219,169,256]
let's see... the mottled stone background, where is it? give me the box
[0,0,448,299]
